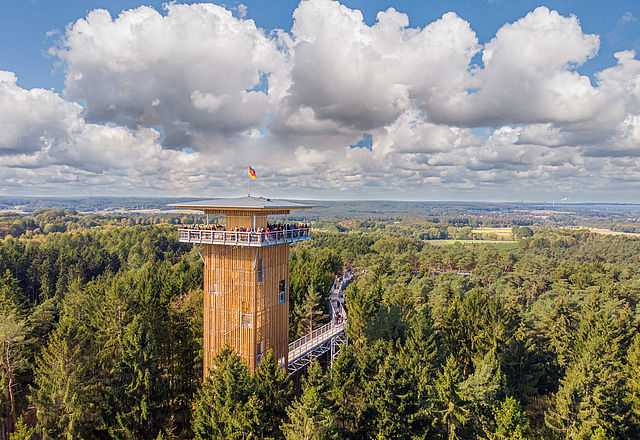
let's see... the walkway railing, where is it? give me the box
[287,321,346,374]
[287,269,354,373]
[288,321,344,359]
[178,228,311,247]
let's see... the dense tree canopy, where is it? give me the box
[1,211,640,438]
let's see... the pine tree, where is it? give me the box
[542,298,576,370]
[165,287,202,421]
[31,319,103,439]
[192,346,261,440]
[9,416,35,440]
[624,332,640,434]
[109,316,160,440]
[281,361,337,440]
[296,284,324,338]
[485,396,530,440]
[435,355,469,440]
[546,296,632,438]
[440,299,473,376]
[345,284,376,345]
[368,304,409,343]
[0,270,27,315]
[254,349,293,439]
[369,348,422,439]
[330,346,367,437]
[26,297,59,352]
[545,351,629,439]
[459,350,505,436]
[503,322,545,403]
[401,304,440,400]
[0,311,28,433]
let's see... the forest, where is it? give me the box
[1,209,640,439]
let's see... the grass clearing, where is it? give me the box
[470,228,513,234]
[565,226,640,238]
[427,239,519,246]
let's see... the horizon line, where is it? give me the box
[1,194,640,206]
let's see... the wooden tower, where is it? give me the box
[171,196,312,375]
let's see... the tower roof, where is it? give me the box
[168,196,313,213]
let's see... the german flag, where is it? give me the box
[248,166,257,179]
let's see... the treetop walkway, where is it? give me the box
[287,269,354,374]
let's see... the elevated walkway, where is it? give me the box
[287,269,355,374]
[287,321,346,374]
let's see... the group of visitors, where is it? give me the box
[184,223,226,231]
[183,222,310,236]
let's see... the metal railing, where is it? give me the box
[329,270,352,322]
[178,227,311,247]
[287,270,353,372]
[288,321,344,357]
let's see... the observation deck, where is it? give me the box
[178,227,311,247]
[171,196,313,247]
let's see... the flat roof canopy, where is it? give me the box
[168,196,313,214]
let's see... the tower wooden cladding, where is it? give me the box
[171,197,312,375]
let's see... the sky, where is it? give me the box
[2,0,640,201]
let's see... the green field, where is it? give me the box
[427,239,519,246]
[470,228,513,234]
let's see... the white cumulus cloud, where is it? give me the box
[2,1,640,200]
[55,3,288,150]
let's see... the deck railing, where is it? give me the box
[178,227,311,247]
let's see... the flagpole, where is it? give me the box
[248,166,256,196]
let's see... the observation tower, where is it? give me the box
[171,196,312,375]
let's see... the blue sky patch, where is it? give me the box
[245,72,269,95]
[349,134,373,151]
